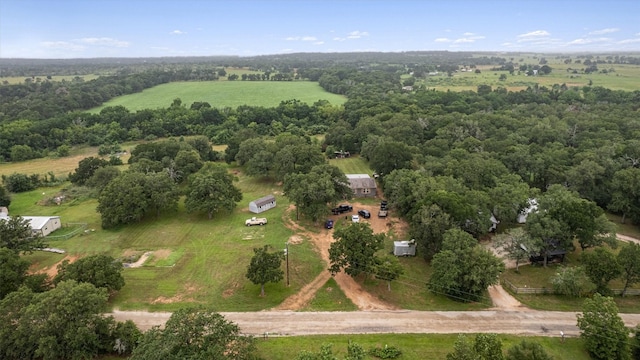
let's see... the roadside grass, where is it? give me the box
[89,81,347,113]
[302,277,358,311]
[255,334,589,360]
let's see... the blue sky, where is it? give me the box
[1,0,639,58]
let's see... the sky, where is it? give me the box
[1,0,640,59]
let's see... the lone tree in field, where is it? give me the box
[374,255,404,292]
[617,242,640,297]
[329,222,385,278]
[185,163,243,220]
[246,245,284,297]
[577,293,630,360]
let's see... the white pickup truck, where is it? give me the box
[245,217,267,226]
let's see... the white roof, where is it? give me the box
[345,174,371,179]
[23,216,60,230]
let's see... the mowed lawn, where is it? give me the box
[90,81,347,113]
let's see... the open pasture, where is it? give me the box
[424,55,640,92]
[90,80,347,113]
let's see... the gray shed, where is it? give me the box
[393,240,416,256]
[249,195,276,214]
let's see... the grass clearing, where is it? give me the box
[255,334,589,360]
[328,156,374,175]
[302,277,358,311]
[89,81,346,113]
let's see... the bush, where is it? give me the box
[369,345,402,359]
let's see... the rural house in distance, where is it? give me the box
[249,195,276,214]
[0,213,62,237]
[345,174,377,198]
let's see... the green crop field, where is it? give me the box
[89,81,347,113]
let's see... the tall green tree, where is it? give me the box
[0,247,30,299]
[494,227,537,272]
[582,247,621,295]
[410,204,455,261]
[184,164,243,220]
[0,215,46,253]
[69,156,109,185]
[0,280,129,360]
[54,254,125,293]
[97,171,149,228]
[617,242,640,297]
[246,245,285,297]
[131,307,256,360]
[577,293,630,360]
[374,255,404,291]
[429,229,504,302]
[608,168,640,225]
[284,164,352,221]
[0,184,10,207]
[329,222,385,278]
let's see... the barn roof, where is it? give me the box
[251,195,276,207]
[0,215,60,230]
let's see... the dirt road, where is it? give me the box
[111,309,640,337]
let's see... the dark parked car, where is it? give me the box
[325,219,334,229]
[332,204,353,215]
[358,209,371,218]
[380,200,388,210]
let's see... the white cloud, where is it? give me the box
[347,31,369,39]
[462,32,475,36]
[568,37,610,45]
[517,30,550,42]
[454,38,475,44]
[314,41,325,45]
[452,34,485,44]
[619,38,640,44]
[589,28,619,35]
[77,37,130,47]
[434,38,451,43]
[333,37,346,41]
[171,30,186,35]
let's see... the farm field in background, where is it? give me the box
[422,56,640,92]
[89,80,347,113]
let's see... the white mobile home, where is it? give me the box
[249,195,276,214]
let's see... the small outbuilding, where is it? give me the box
[345,174,377,198]
[0,214,62,237]
[393,240,416,257]
[249,195,276,214]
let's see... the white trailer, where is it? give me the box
[393,240,416,256]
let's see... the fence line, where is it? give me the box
[47,222,88,241]
[501,278,640,296]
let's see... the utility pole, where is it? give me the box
[285,242,290,286]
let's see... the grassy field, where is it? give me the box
[89,81,347,113]
[423,55,640,92]
[255,334,589,360]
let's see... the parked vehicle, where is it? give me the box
[358,209,371,218]
[378,209,388,218]
[351,215,360,223]
[245,217,267,226]
[380,200,388,210]
[332,204,353,215]
[325,219,334,229]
